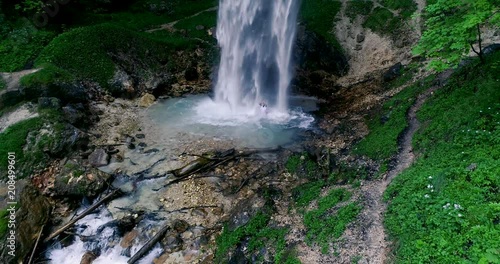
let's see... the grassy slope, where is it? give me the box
[384,53,500,263]
[354,70,435,161]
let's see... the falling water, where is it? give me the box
[214,0,300,113]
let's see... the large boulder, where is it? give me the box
[0,185,52,263]
[88,148,110,167]
[53,160,113,198]
[383,62,403,82]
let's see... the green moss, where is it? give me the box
[302,189,359,253]
[293,181,326,207]
[286,154,302,173]
[35,23,184,89]
[0,209,8,238]
[381,0,417,19]
[20,64,75,87]
[0,25,55,72]
[300,0,342,49]
[0,117,44,180]
[345,0,374,20]
[174,10,217,39]
[354,74,435,160]
[384,53,500,263]
[363,7,400,35]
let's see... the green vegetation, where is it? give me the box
[303,189,358,253]
[20,64,75,87]
[293,181,326,207]
[35,23,180,88]
[0,26,55,72]
[286,153,319,179]
[0,208,8,238]
[381,0,417,19]
[0,117,44,179]
[174,10,217,39]
[215,212,290,264]
[354,74,435,160]
[414,0,500,70]
[300,0,342,49]
[363,7,399,35]
[345,0,373,20]
[385,53,500,263]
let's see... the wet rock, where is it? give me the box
[483,43,500,55]
[190,235,209,250]
[354,44,363,51]
[383,62,403,82]
[80,251,97,264]
[88,148,110,167]
[138,93,156,108]
[53,160,113,197]
[138,142,147,148]
[38,97,61,109]
[162,235,183,253]
[191,208,208,218]
[136,133,146,139]
[120,230,139,248]
[128,143,136,150]
[356,33,365,43]
[228,195,266,231]
[108,69,134,98]
[466,163,477,171]
[63,104,87,126]
[0,185,51,263]
[144,148,159,154]
[173,219,189,233]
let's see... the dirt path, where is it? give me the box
[0,69,40,95]
[336,83,440,263]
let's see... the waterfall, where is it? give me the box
[214,0,300,113]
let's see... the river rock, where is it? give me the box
[108,69,134,97]
[53,160,113,197]
[356,33,365,43]
[88,148,110,167]
[162,234,183,253]
[383,62,403,82]
[138,93,156,107]
[63,104,87,126]
[80,251,97,264]
[227,195,266,231]
[173,219,190,233]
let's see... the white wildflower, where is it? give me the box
[424,194,430,198]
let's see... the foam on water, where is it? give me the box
[46,207,162,264]
[148,94,316,148]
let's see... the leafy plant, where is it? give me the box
[414,0,500,70]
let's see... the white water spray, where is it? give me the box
[214,0,300,113]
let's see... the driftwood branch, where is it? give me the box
[154,147,280,191]
[44,189,122,242]
[127,223,171,264]
[27,224,44,264]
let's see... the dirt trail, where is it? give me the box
[0,69,40,94]
[336,83,440,263]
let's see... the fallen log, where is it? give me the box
[44,188,122,242]
[127,223,171,264]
